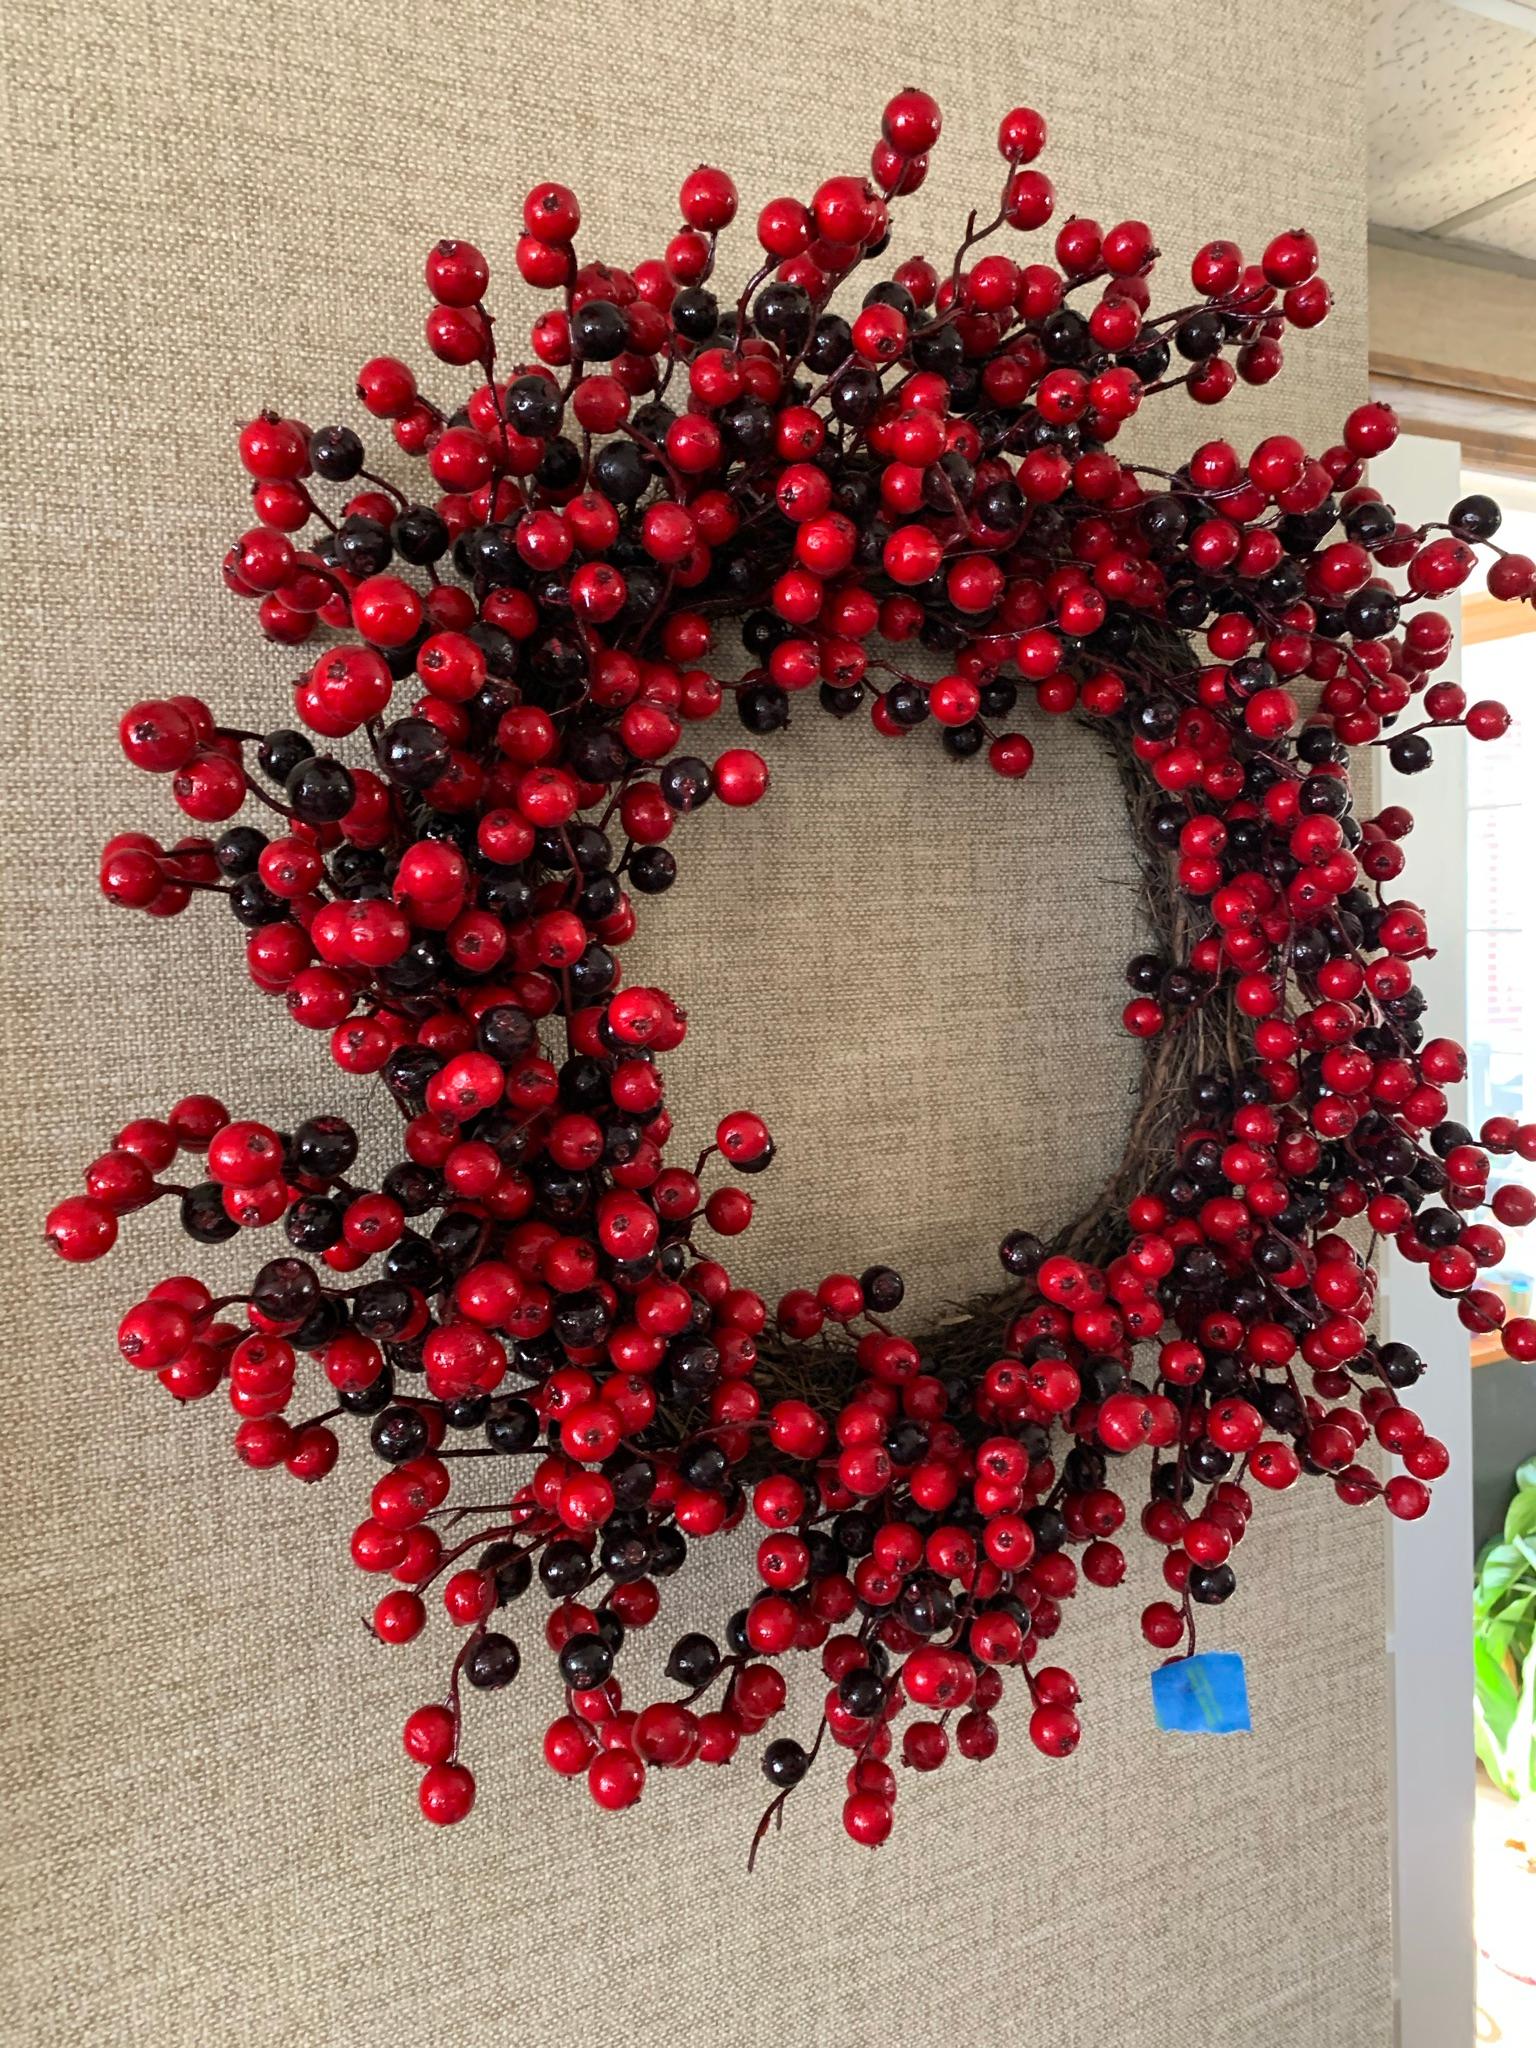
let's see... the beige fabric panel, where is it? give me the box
[1368,237,1536,385]
[1,2,1388,2044]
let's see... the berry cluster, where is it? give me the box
[47,89,1535,1852]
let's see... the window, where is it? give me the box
[1463,473,1536,1344]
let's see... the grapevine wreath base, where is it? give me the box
[45,88,1536,1854]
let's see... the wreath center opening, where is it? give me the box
[626,705,1148,1326]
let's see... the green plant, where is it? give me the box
[1475,1456,1536,1809]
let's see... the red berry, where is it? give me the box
[356,357,417,417]
[588,1750,645,1809]
[713,748,769,807]
[1467,700,1511,742]
[352,575,424,649]
[1344,402,1398,457]
[403,1704,456,1766]
[544,1715,596,1776]
[1142,1601,1184,1649]
[418,1761,476,1825]
[679,165,737,231]
[425,238,488,307]
[119,700,198,773]
[843,1791,894,1846]
[239,415,307,481]
[1262,228,1318,287]
[882,88,942,156]
[1384,1475,1431,1521]
[373,1590,426,1643]
[997,106,1047,163]
[1003,170,1055,231]
[1029,1704,1080,1757]
[882,524,943,585]
[45,1195,118,1262]
[812,175,876,246]
[523,182,580,244]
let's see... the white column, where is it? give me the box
[1371,431,1476,2048]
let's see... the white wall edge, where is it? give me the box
[1371,433,1477,2048]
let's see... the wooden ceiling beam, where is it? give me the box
[1368,351,1536,481]
[1463,591,1536,643]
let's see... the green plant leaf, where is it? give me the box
[1475,1700,1512,1797]
[1484,1585,1536,1639]
[1489,1593,1536,1671]
[1477,1543,1529,1610]
[1511,1638,1536,1803]
[1475,1467,1536,1805]
[1482,1620,1516,1676]
[1475,1634,1520,1745]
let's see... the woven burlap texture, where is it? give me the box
[1,2,1389,2043]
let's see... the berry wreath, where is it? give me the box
[44,87,1536,1855]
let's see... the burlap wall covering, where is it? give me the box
[1,2,1388,2043]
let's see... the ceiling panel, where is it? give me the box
[1368,0,1536,253]
[1459,179,1536,256]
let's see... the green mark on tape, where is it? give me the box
[1151,1651,1251,1733]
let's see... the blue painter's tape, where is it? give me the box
[1151,1651,1251,1734]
